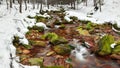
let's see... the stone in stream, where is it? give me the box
[97,35,114,56]
[53,44,73,55]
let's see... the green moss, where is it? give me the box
[54,19,61,25]
[29,40,46,47]
[112,41,120,54]
[28,26,44,32]
[112,45,120,54]
[53,44,72,55]
[77,27,90,36]
[59,24,65,29]
[12,36,20,47]
[28,57,44,65]
[22,44,32,49]
[86,22,93,30]
[34,15,46,22]
[44,33,68,45]
[69,16,78,21]
[45,66,64,68]
[97,35,114,56]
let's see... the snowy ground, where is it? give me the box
[67,0,120,26]
[0,0,120,68]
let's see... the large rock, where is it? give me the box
[53,44,72,55]
[97,35,114,56]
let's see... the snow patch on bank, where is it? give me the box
[67,0,120,26]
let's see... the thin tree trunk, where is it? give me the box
[13,0,15,3]
[99,0,101,12]
[33,0,35,9]
[47,4,49,9]
[37,2,39,9]
[10,0,12,8]
[73,1,76,9]
[19,0,22,13]
[85,0,87,6]
[6,0,9,9]
[27,0,29,3]
[24,0,27,10]
[39,0,43,13]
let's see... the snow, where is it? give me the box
[111,43,116,48]
[64,16,72,22]
[35,22,48,29]
[0,4,40,68]
[0,0,120,68]
[67,0,120,26]
[19,38,29,45]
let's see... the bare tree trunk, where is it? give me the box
[99,0,101,12]
[85,0,87,6]
[6,0,9,9]
[73,0,76,9]
[10,0,12,8]
[19,0,22,13]
[13,0,15,3]
[47,4,49,9]
[37,2,39,9]
[70,2,73,9]
[93,0,96,6]
[32,0,35,9]
[24,0,27,10]
[39,0,43,13]
[27,0,29,3]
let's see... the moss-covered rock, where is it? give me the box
[97,35,114,56]
[43,33,68,45]
[22,44,32,49]
[29,40,46,47]
[28,57,44,65]
[12,36,20,47]
[28,26,44,32]
[59,24,65,29]
[77,27,90,36]
[53,44,72,55]
[86,22,93,30]
[45,66,64,68]
[112,43,120,54]
[69,16,78,21]
[35,15,46,22]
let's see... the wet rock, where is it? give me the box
[44,33,68,45]
[22,49,30,54]
[46,51,55,56]
[77,27,90,36]
[43,57,55,67]
[28,57,44,65]
[53,44,72,55]
[97,35,114,56]
[29,40,46,47]
[111,54,120,60]
[28,25,44,32]
[112,45,120,54]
